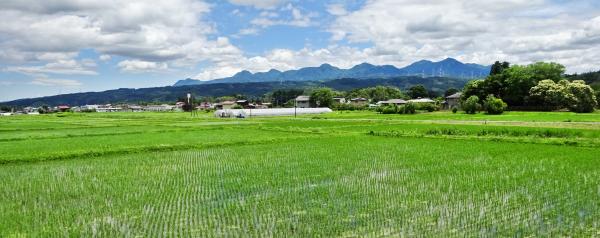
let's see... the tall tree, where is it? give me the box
[489,61,510,75]
[408,85,428,98]
[309,88,334,107]
[270,89,304,107]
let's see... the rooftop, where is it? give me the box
[408,98,435,103]
[296,96,310,101]
[446,92,462,99]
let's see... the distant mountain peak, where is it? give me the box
[173,58,491,86]
[234,70,252,77]
[440,57,461,64]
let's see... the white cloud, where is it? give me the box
[29,77,82,87]
[326,4,347,16]
[238,3,317,35]
[99,54,111,61]
[6,59,97,75]
[0,0,240,74]
[228,0,286,9]
[328,0,600,73]
[118,60,168,73]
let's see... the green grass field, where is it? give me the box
[1,111,600,236]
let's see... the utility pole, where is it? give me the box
[187,93,193,117]
[294,98,297,118]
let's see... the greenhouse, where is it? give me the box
[214,108,332,118]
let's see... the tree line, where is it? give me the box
[461,61,598,113]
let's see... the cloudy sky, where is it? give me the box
[1,0,600,101]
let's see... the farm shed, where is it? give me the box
[215,108,332,118]
[295,96,310,108]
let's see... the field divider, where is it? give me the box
[0,134,341,165]
[366,130,599,148]
[0,127,242,142]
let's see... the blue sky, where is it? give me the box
[1,0,600,102]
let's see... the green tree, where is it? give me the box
[0,105,11,112]
[444,88,459,97]
[563,80,597,113]
[462,95,481,114]
[489,61,510,75]
[408,85,428,99]
[270,89,304,107]
[309,88,334,108]
[528,80,567,110]
[484,95,507,115]
[461,80,487,101]
[502,62,565,106]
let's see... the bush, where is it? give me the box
[232,105,243,109]
[484,95,508,115]
[381,105,397,114]
[403,102,416,114]
[334,103,366,111]
[563,80,597,113]
[452,107,458,113]
[418,103,438,112]
[462,96,481,114]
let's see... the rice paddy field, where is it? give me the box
[1,111,600,237]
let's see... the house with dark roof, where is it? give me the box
[444,92,462,109]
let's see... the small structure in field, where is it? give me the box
[444,92,462,109]
[408,98,435,104]
[57,105,71,112]
[377,99,407,106]
[333,97,347,104]
[215,108,332,118]
[196,102,213,110]
[350,98,368,106]
[144,104,174,112]
[215,101,236,110]
[295,96,310,108]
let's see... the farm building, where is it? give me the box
[215,108,332,118]
[144,105,174,112]
[350,98,368,106]
[408,98,435,104]
[333,97,347,104]
[377,99,407,106]
[57,105,71,112]
[295,96,310,108]
[444,92,462,109]
[215,101,236,110]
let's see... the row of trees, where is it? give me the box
[462,62,597,113]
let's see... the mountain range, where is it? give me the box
[2,77,471,107]
[174,58,491,86]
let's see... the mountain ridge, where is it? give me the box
[2,77,472,107]
[175,58,491,86]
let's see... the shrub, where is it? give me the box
[563,80,597,113]
[452,107,458,113]
[484,95,508,115]
[381,105,397,114]
[462,96,481,114]
[528,79,566,110]
[334,103,366,111]
[403,102,416,114]
[418,103,437,112]
[232,105,243,109]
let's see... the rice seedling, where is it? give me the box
[1,111,599,236]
